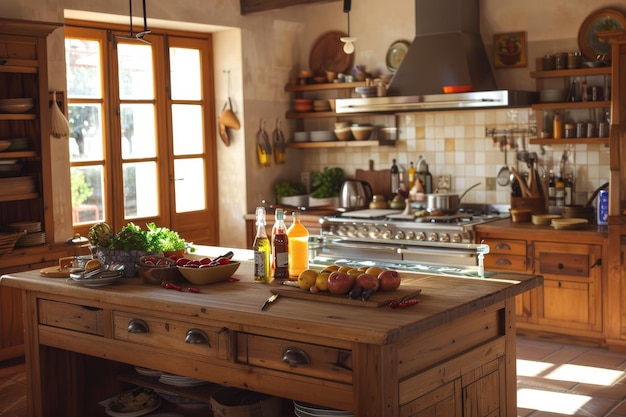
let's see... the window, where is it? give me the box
[65,23,219,244]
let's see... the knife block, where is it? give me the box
[511,196,547,214]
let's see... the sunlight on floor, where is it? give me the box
[518,359,626,386]
[517,388,591,415]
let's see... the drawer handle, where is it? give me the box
[495,243,511,251]
[128,319,149,333]
[185,328,209,344]
[495,258,512,265]
[282,347,310,366]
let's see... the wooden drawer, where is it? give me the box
[38,299,105,336]
[236,333,353,384]
[481,238,526,256]
[538,252,589,278]
[113,312,230,360]
[484,254,527,272]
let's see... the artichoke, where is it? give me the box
[87,222,114,247]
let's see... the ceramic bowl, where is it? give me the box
[334,127,352,141]
[350,126,374,141]
[178,261,240,285]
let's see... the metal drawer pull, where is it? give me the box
[128,319,149,333]
[495,258,512,265]
[185,328,209,344]
[282,347,310,366]
[495,243,511,251]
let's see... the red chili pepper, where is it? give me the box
[187,287,200,293]
[228,277,240,282]
[399,298,420,308]
[164,282,182,291]
[388,299,400,309]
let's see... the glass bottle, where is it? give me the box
[271,209,289,280]
[287,212,309,279]
[553,112,563,139]
[390,159,400,194]
[252,207,271,283]
[408,161,416,190]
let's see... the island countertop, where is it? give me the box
[0,248,542,417]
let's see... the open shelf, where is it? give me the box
[287,139,395,148]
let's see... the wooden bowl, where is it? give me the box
[178,261,241,285]
[350,126,373,141]
[334,127,352,141]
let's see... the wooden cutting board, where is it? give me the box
[270,283,421,308]
[40,265,73,278]
[355,159,393,201]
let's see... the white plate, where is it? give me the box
[135,366,162,377]
[103,388,162,417]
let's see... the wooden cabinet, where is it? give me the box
[0,18,74,362]
[476,221,607,343]
[529,60,611,145]
[534,242,603,335]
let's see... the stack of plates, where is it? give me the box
[0,160,22,178]
[0,140,10,152]
[294,401,354,417]
[7,137,29,151]
[309,130,335,142]
[135,366,162,377]
[293,131,310,142]
[0,176,36,196]
[16,231,46,247]
[158,372,209,387]
[0,98,34,113]
[355,86,377,98]
[7,221,41,233]
[551,217,588,229]
[153,388,210,410]
[313,99,331,112]
[539,89,568,103]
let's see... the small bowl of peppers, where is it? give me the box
[176,253,241,285]
[136,255,182,285]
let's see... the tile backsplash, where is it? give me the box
[299,108,610,206]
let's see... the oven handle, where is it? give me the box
[399,246,477,258]
[324,240,401,253]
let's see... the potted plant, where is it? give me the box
[145,222,187,257]
[274,180,308,207]
[309,167,344,207]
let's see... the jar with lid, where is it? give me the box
[587,122,596,138]
[567,52,582,69]
[576,122,585,138]
[564,123,576,139]
[598,122,608,138]
[555,53,568,70]
[542,54,555,71]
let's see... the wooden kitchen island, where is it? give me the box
[0,253,542,417]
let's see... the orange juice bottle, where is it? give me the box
[287,211,309,279]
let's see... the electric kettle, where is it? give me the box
[339,179,373,209]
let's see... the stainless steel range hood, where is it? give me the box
[336,0,537,113]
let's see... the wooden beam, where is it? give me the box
[240,0,340,15]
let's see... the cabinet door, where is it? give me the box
[534,242,602,333]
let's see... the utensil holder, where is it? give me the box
[511,197,547,214]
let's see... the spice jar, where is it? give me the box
[576,122,585,138]
[542,54,556,71]
[567,52,582,69]
[555,53,568,70]
[598,122,608,138]
[564,123,576,138]
[587,122,596,138]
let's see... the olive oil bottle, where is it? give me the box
[271,209,289,280]
[253,207,271,282]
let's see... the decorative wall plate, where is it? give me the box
[385,40,410,72]
[309,31,354,75]
[578,8,626,61]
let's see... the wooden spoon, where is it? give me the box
[509,166,532,198]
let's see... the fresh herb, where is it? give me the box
[274,180,307,201]
[88,222,188,253]
[310,167,344,198]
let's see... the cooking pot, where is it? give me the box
[426,182,481,214]
[339,179,373,209]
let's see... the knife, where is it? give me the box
[261,293,279,310]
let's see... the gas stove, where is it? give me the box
[314,204,509,266]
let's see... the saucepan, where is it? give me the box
[426,182,481,214]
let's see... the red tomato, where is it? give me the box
[176,258,190,266]
[199,257,212,265]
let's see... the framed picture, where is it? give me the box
[494,32,527,68]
